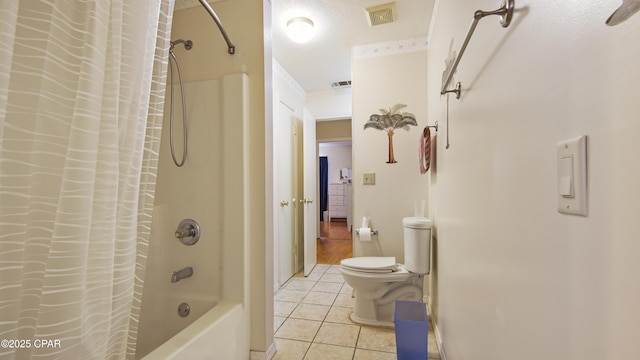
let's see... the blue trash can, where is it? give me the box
[394,300,428,360]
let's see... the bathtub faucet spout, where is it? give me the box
[171,266,193,283]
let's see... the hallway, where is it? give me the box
[317,220,352,265]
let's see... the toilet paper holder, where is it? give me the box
[355,228,378,235]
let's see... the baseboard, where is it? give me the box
[266,343,277,360]
[250,342,277,360]
[433,320,447,360]
[426,296,447,360]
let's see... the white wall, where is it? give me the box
[352,47,429,262]
[306,88,352,120]
[428,1,640,359]
[273,60,306,118]
[319,143,352,184]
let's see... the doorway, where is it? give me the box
[317,141,353,265]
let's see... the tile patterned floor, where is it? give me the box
[273,264,441,360]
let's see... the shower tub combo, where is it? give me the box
[135,74,250,359]
[134,1,251,356]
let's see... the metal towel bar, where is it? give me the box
[440,0,515,99]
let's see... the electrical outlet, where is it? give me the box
[363,173,376,185]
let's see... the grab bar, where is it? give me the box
[440,0,515,99]
[198,0,236,55]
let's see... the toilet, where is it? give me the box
[340,217,432,327]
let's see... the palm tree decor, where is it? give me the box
[364,103,418,164]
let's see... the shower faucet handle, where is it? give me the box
[174,219,200,246]
[175,227,195,239]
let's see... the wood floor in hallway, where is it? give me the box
[317,220,352,265]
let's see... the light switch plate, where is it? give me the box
[557,136,587,216]
[363,172,376,185]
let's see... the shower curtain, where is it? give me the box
[0,1,173,359]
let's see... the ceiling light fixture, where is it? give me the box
[286,17,315,44]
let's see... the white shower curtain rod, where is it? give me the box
[198,0,236,54]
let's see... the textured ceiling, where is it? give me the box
[173,0,435,93]
[273,0,435,92]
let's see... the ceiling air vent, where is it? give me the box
[331,80,352,88]
[366,2,397,27]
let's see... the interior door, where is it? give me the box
[302,109,317,276]
[277,101,295,286]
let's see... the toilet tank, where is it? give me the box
[402,217,432,274]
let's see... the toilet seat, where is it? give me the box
[340,257,398,273]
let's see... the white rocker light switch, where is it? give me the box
[557,136,587,216]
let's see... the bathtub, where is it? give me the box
[142,300,245,360]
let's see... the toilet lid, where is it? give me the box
[340,257,397,273]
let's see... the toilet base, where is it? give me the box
[349,282,423,328]
[350,312,395,328]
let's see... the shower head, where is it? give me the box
[170,39,193,51]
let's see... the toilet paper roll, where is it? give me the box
[358,227,371,242]
[361,216,370,229]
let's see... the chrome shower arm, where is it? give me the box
[197,0,236,55]
[170,39,193,50]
